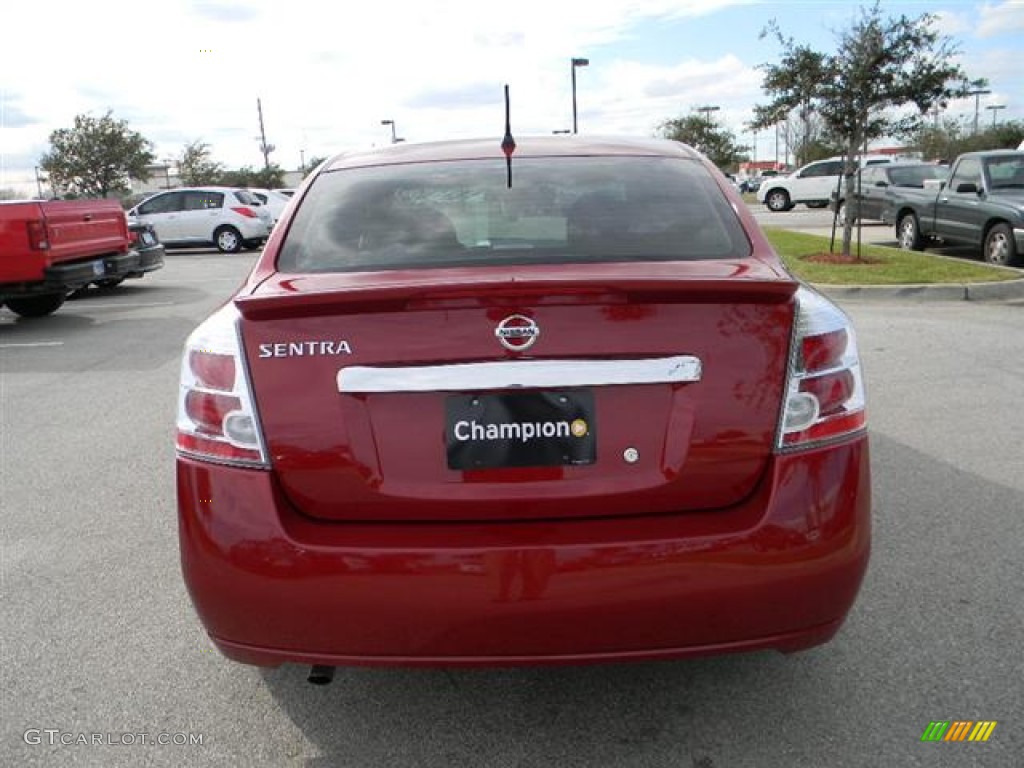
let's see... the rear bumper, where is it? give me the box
[46,250,140,286]
[177,437,871,667]
[1,251,140,299]
[125,244,165,277]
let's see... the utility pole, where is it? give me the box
[257,98,275,170]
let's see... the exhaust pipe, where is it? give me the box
[307,665,335,686]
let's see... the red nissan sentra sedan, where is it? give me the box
[176,136,870,680]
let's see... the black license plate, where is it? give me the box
[446,390,596,470]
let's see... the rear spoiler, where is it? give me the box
[235,271,799,321]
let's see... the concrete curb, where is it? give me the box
[812,278,1024,302]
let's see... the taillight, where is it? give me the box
[231,206,259,219]
[777,286,867,450]
[176,303,268,467]
[27,220,49,250]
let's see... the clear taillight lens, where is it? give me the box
[777,286,867,450]
[176,303,268,467]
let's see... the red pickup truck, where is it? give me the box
[1,199,156,317]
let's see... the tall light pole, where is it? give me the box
[967,85,992,134]
[380,119,404,144]
[570,57,589,134]
[986,104,1006,128]
[697,105,720,122]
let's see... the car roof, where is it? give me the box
[325,136,703,172]
[957,149,1024,159]
[147,186,247,194]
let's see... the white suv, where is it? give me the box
[757,156,898,212]
[129,187,273,252]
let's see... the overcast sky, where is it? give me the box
[2,0,1021,194]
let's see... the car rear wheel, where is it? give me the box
[215,226,243,254]
[983,223,1020,267]
[897,213,923,251]
[765,189,792,212]
[5,293,66,318]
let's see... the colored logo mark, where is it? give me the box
[921,721,997,742]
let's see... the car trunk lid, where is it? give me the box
[237,260,797,522]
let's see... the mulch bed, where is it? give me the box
[799,252,883,265]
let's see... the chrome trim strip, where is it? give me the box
[337,356,702,393]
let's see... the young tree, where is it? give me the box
[40,111,154,198]
[303,156,328,176]
[917,118,1024,160]
[178,140,223,186]
[659,114,747,169]
[753,2,969,256]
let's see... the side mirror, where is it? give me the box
[955,182,978,194]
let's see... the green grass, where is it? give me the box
[763,228,1020,285]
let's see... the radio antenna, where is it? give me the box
[501,84,516,188]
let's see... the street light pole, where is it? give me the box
[697,105,720,122]
[381,119,400,144]
[967,86,992,133]
[986,104,1006,128]
[571,57,589,134]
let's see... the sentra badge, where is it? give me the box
[495,315,539,351]
[259,340,352,358]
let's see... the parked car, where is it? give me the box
[831,163,950,225]
[128,187,272,253]
[884,149,1024,266]
[0,198,135,317]
[246,187,292,224]
[176,136,871,678]
[757,155,899,212]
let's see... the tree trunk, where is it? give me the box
[839,128,862,258]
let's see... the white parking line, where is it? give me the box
[0,341,65,349]
[70,301,177,310]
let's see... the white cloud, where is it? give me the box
[2,0,760,184]
[976,0,1024,37]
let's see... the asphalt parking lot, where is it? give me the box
[2,249,1022,767]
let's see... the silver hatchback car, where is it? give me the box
[129,187,272,253]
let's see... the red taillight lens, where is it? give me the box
[189,350,236,391]
[27,220,49,250]
[176,304,267,467]
[801,370,855,416]
[778,287,866,451]
[801,328,847,371]
[231,206,258,219]
[184,390,242,434]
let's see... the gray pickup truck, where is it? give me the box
[883,149,1024,267]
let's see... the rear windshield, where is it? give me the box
[277,156,751,273]
[887,165,948,187]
